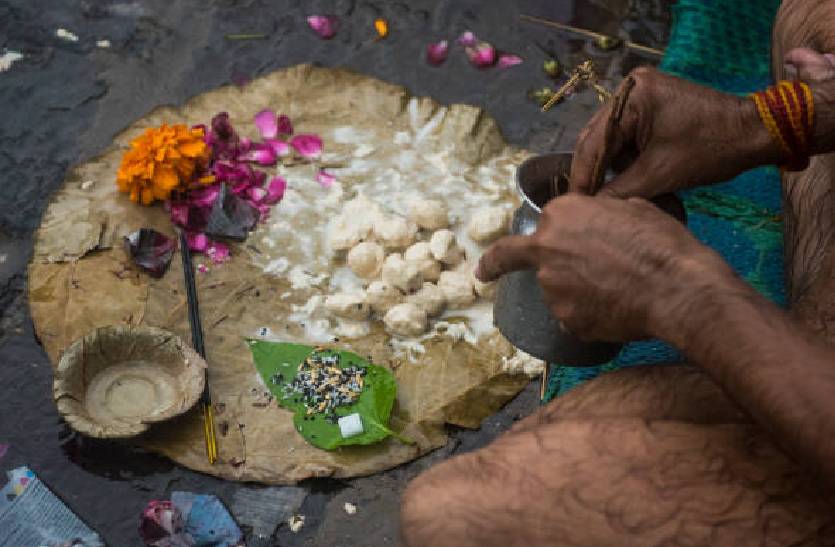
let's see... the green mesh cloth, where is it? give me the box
[543,0,785,402]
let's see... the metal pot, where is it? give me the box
[493,152,686,366]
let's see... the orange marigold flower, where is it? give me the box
[116,124,212,205]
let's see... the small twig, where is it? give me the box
[542,60,609,112]
[520,14,664,57]
[224,33,268,41]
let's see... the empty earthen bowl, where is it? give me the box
[53,325,206,438]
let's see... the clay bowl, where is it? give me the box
[53,325,206,438]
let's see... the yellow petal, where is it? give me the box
[375,18,388,38]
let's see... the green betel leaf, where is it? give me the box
[248,340,412,450]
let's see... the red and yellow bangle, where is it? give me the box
[750,80,815,171]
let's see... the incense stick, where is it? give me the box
[180,231,218,464]
[520,14,664,57]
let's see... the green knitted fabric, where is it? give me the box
[543,0,785,402]
[661,0,781,93]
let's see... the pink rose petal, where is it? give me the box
[0,443,9,461]
[316,169,336,189]
[264,176,287,204]
[265,138,291,157]
[426,40,449,66]
[197,263,209,273]
[497,53,523,68]
[290,134,323,159]
[187,232,209,252]
[242,144,277,166]
[254,109,278,139]
[170,202,189,227]
[207,242,230,264]
[466,41,496,68]
[307,15,338,39]
[248,186,267,204]
[277,115,293,137]
[457,31,477,47]
[188,185,221,208]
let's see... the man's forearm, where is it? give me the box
[658,280,835,483]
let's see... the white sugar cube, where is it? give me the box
[338,413,363,438]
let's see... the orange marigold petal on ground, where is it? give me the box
[198,174,216,185]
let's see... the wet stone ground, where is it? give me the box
[0,1,669,545]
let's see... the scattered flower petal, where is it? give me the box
[56,28,79,42]
[0,50,24,72]
[465,41,496,68]
[96,39,111,48]
[207,242,230,264]
[255,109,278,139]
[0,444,7,461]
[276,115,293,137]
[248,186,267,204]
[124,229,176,278]
[374,18,388,39]
[265,138,291,157]
[457,31,477,47]
[139,500,183,544]
[188,185,221,208]
[290,134,323,159]
[187,233,210,252]
[242,144,277,165]
[231,71,251,88]
[264,176,287,204]
[497,53,523,68]
[426,40,449,66]
[211,112,237,142]
[197,263,209,273]
[307,15,338,39]
[170,202,189,227]
[316,169,336,189]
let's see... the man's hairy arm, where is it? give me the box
[655,274,835,483]
[560,66,835,484]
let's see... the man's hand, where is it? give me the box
[570,67,784,198]
[476,195,741,342]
